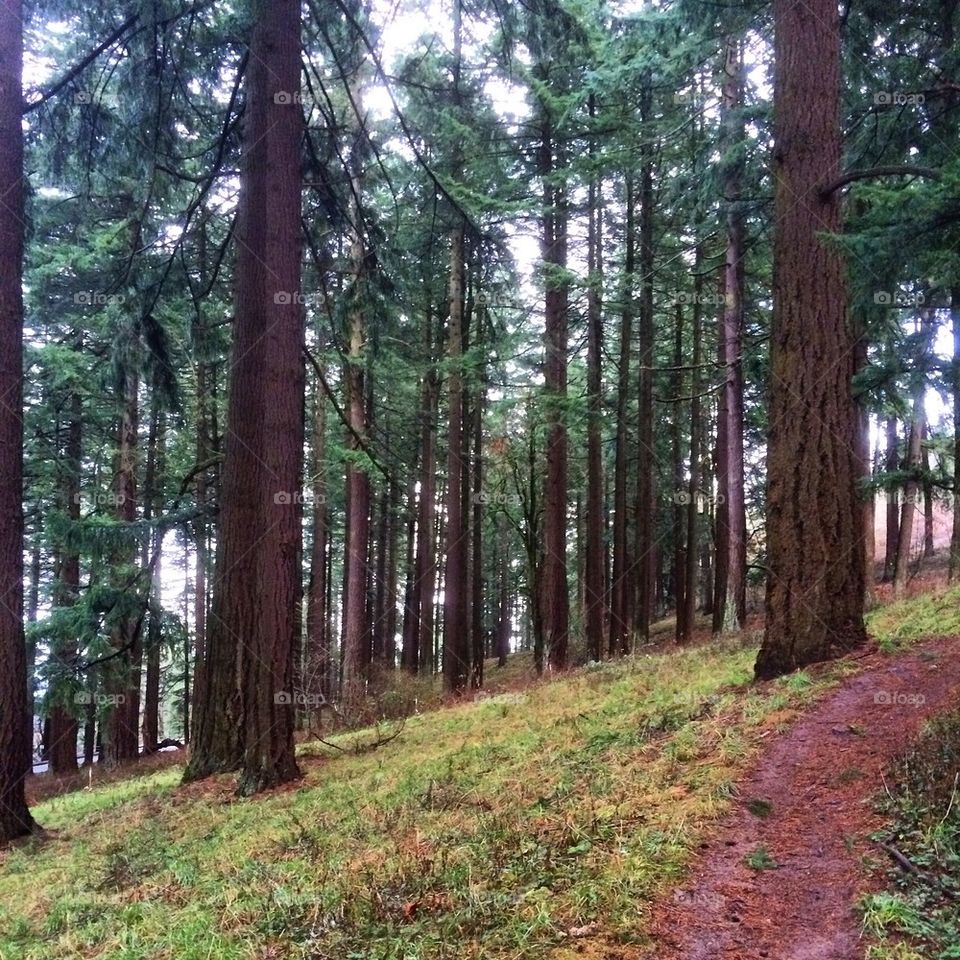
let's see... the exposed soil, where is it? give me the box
[645,635,960,960]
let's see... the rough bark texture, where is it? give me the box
[539,118,570,672]
[235,0,304,795]
[0,0,35,840]
[755,0,866,679]
[714,36,747,634]
[186,0,303,788]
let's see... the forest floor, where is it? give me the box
[2,583,960,959]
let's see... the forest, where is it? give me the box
[1,0,959,957]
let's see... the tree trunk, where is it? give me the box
[341,77,372,712]
[672,304,687,642]
[681,258,704,643]
[634,87,656,646]
[539,105,570,671]
[714,35,747,633]
[893,312,936,600]
[0,0,35,839]
[49,390,81,774]
[883,416,900,581]
[755,0,866,678]
[584,120,605,663]
[141,403,165,754]
[186,0,303,792]
[951,289,960,581]
[608,178,634,657]
[103,365,141,766]
[443,224,470,692]
[307,374,330,702]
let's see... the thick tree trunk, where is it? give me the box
[608,179,634,657]
[755,0,866,678]
[235,0,304,794]
[186,0,303,792]
[0,0,35,840]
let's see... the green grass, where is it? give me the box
[2,585,955,960]
[861,709,960,960]
[866,585,960,651]
[0,643,844,960]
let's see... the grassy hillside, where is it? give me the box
[0,589,950,960]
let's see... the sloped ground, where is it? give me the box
[2,586,959,960]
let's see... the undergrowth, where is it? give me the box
[862,709,960,960]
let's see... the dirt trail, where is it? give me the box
[646,635,960,960]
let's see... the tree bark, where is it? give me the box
[883,416,900,581]
[0,0,35,839]
[584,118,606,663]
[443,223,470,692]
[714,35,747,633]
[539,102,570,671]
[609,178,634,657]
[755,0,867,678]
[49,390,81,774]
[893,312,936,600]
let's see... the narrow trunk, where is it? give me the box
[608,179,634,656]
[883,417,900,581]
[49,390,81,774]
[893,312,936,600]
[584,119,605,662]
[714,36,747,633]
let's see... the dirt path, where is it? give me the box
[646,635,960,960]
